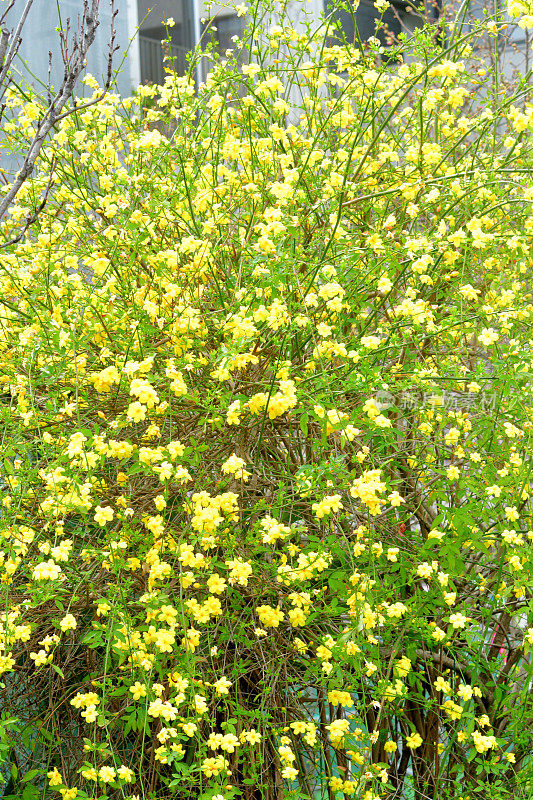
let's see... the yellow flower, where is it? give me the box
[505,506,519,521]
[32,560,62,581]
[445,427,460,445]
[221,453,251,482]
[226,400,242,426]
[207,573,227,594]
[434,676,451,694]
[365,660,378,677]
[388,491,405,507]
[154,494,166,511]
[30,649,49,666]
[449,612,468,629]
[441,700,462,720]
[94,505,114,526]
[98,765,116,783]
[256,604,285,627]
[472,730,497,753]
[326,718,350,745]
[327,690,353,707]
[129,682,147,700]
[416,562,434,579]
[432,627,446,642]
[361,335,382,349]
[214,676,232,695]
[117,765,134,781]
[312,495,343,519]
[59,613,77,632]
[80,766,98,780]
[127,401,147,422]
[447,465,460,481]
[395,656,412,678]
[378,275,393,292]
[478,327,499,346]
[406,732,423,749]
[47,768,64,787]
[177,722,196,739]
[242,64,260,78]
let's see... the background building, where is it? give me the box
[7,0,532,94]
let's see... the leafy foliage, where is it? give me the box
[1,2,533,799]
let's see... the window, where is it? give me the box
[201,14,247,64]
[137,0,194,84]
[325,0,441,51]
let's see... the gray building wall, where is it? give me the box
[5,1,531,99]
[9,0,133,97]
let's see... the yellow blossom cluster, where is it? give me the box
[0,6,532,798]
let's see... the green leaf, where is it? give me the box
[328,569,345,592]
[21,769,43,783]
[22,788,40,800]
[171,762,189,774]
[51,664,65,679]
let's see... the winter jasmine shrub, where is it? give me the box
[1,1,533,798]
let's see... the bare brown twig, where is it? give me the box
[0,0,118,245]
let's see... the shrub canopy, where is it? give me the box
[1,4,533,799]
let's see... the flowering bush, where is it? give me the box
[1,2,533,799]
